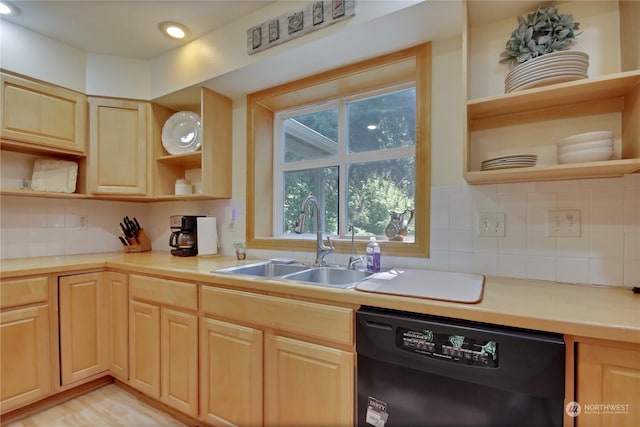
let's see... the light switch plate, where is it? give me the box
[547,210,581,237]
[478,212,506,237]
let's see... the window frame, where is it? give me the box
[246,42,431,258]
[274,84,417,239]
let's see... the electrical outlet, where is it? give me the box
[478,212,506,237]
[547,210,580,237]
[79,215,88,230]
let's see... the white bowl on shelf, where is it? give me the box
[558,131,614,147]
[557,147,613,164]
[557,139,613,154]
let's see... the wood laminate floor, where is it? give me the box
[4,384,187,427]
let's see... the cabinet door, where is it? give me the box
[265,334,354,427]
[1,72,86,154]
[0,305,52,413]
[200,317,263,427]
[59,272,108,385]
[106,272,128,380]
[88,97,149,195]
[161,308,198,417]
[576,341,640,427]
[129,300,160,398]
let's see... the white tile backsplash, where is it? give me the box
[498,254,526,279]
[2,176,638,287]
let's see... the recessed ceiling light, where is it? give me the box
[367,124,378,130]
[158,21,191,40]
[0,1,21,16]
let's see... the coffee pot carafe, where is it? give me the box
[169,215,201,256]
[385,209,415,241]
[169,230,196,249]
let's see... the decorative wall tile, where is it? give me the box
[589,258,623,286]
[498,254,527,279]
[526,255,557,281]
[557,257,589,284]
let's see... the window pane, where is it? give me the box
[283,109,338,162]
[347,88,416,153]
[283,167,339,235]
[347,158,415,238]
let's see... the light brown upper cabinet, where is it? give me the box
[87,97,151,197]
[462,1,640,184]
[1,71,87,155]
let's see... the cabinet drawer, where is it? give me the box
[201,286,353,346]
[130,275,196,310]
[0,276,49,309]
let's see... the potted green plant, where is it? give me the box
[500,5,581,67]
[499,5,587,93]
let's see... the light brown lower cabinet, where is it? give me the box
[575,339,640,427]
[264,334,354,427]
[161,308,198,416]
[200,285,356,427]
[0,276,54,413]
[59,272,109,385]
[106,271,129,380]
[199,317,263,427]
[129,300,160,397]
[128,274,198,418]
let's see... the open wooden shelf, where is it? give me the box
[467,71,640,124]
[1,189,88,199]
[156,152,202,169]
[151,88,232,199]
[465,158,640,184]
[462,1,640,184]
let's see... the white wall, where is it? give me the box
[0,20,86,92]
[86,54,151,99]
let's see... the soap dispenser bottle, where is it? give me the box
[366,236,381,272]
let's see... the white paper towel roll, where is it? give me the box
[197,217,218,255]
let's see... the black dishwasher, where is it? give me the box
[356,307,565,427]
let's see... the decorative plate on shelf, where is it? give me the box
[481,154,537,171]
[504,51,589,93]
[161,111,202,155]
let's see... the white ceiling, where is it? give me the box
[2,0,274,59]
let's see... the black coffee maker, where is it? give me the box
[169,215,202,256]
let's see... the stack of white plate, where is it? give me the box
[557,131,614,164]
[481,154,537,171]
[505,51,589,93]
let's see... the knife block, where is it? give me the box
[124,229,152,253]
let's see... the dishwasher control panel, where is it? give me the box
[397,327,499,368]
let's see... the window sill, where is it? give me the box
[249,236,428,258]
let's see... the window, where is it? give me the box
[247,43,430,258]
[276,87,416,240]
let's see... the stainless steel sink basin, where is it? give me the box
[216,261,310,277]
[284,267,373,288]
[215,261,373,288]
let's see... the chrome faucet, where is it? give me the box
[347,224,364,269]
[294,194,334,266]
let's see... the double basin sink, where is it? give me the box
[215,260,374,289]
